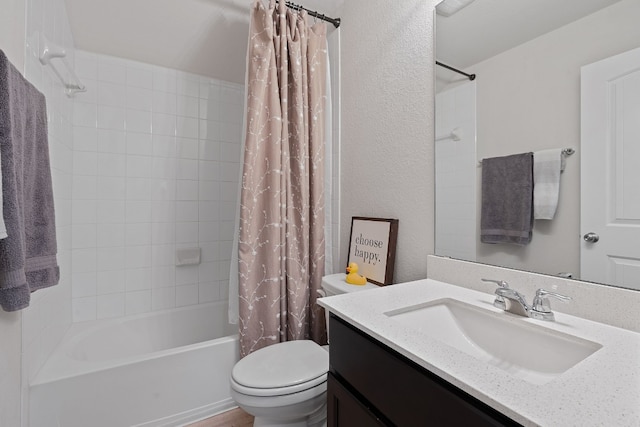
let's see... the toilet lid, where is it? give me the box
[232,340,329,389]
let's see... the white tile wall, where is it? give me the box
[435,81,477,262]
[71,51,244,322]
[22,0,75,415]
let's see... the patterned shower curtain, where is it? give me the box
[237,0,328,357]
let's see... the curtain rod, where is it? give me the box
[436,61,476,81]
[276,0,341,28]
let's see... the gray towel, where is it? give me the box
[0,132,5,239]
[0,50,59,312]
[480,153,534,245]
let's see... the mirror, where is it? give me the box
[435,0,640,291]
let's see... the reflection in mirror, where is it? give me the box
[435,0,640,291]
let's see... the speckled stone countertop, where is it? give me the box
[318,277,640,427]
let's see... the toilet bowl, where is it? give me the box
[230,340,329,427]
[229,273,378,427]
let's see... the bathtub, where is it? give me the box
[29,302,239,427]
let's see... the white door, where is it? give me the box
[581,47,640,290]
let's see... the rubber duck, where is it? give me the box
[345,262,367,285]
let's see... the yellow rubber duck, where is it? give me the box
[345,262,367,285]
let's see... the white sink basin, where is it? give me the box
[385,298,602,385]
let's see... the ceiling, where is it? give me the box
[64,0,623,85]
[436,0,622,70]
[63,0,344,84]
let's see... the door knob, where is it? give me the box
[583,232,599,243]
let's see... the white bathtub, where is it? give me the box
[30,302,239,427]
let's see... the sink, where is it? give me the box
[384,298,602,385]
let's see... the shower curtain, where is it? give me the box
[234,0,329,357]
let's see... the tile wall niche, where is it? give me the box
[71,50,243,322]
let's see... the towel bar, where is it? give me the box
[478,148,575,166]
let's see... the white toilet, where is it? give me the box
[229,273,378,427]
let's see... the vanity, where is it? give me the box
[326,314,519,426]
[320,2,640,423]
[318,278,640,426]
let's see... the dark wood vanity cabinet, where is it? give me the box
[327,372,386,426]
[327,314,522,427]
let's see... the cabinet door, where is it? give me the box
[330,315,521,427]
[327,373,386,427]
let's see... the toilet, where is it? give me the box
[229,273,378,427]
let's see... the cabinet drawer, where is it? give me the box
[329,315,520,427]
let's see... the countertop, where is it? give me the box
[318,276,640,427]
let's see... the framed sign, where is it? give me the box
[347,217,399,286]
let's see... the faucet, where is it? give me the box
[530,288,572,321]
[482,279,571,321]
[480,279,509,310]
[494,287,530,317]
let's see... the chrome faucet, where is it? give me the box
[530,289,572,321]
[482,279,571,321]
[494,286,530,317]
[480,279,509,310]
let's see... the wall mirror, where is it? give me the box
[434,0,640,291]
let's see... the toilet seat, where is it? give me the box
[230,372,327,397]
[231,340,329,397]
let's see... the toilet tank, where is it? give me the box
[320,273,379,296]
[320,274,379,342]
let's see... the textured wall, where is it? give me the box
[338,0,436,282]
